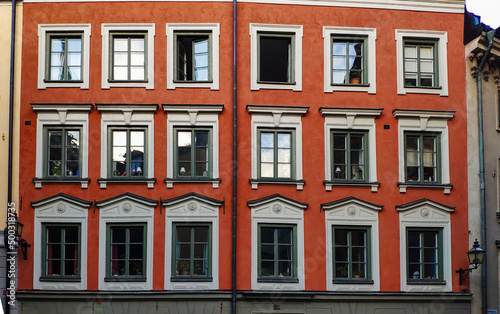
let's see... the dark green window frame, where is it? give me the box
[258,223,297,282]
[257,32,295,84]
[43,126,82,178]
[407,228,443,283]
[258,128,295,180]
[171,223,212,280]
[105,223,147,281]
[332,226,371,281]
[404,132,440,183]
[332,130,368,181]
[331,35,368,86]
[174,31,212,83]
[45,32,83,82]
[41,223,81,280]
[109,32,147,82]
[109,127,147,178]
[174,127,212,179]
[403,39,439,88]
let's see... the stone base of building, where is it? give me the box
[17,291,472,314]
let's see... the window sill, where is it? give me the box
[407,280,446,285]
[400,85,445,96]
[323,180,380,192]
[104,277,147,282]
[169,81,218,90]
[397,182,453,194]
[170,277,213,282]
[249,179,305,191]
[98,178,156,189]
[33,177,90,189]
[43,80,84,84]
[107,79,148,83]
[257,278,299,283]
[332,279,374,285]
[252,81,301,91]
[164,178,221,189]
[40,276,81,282]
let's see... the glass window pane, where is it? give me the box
[420,46,433,59]
[130,52,144,66]
[50,67,64,81]
[51,38,65,52]
[404,45,417,58]
[67,67,81,80]
[405,60,417,72]
[332,42,346,55]
[420,60,433,73]
[195,68,209,81]
[130,38,144,51]
[67,38,81,51]
[277,164,291,178]
[260,133,274,148]
[113,38,128,51]
[51,53,64,66]
[114,51,128,66]
[67,53,81,66]
[277,148,290,163]
[277,133,291,148]
[130,67,145,80]
[332,56,346,70]
[332,70,346,84]
[113,67,128,80]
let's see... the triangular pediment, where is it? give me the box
[162,192,222,217]
[322,196,382,221]
[96,193,158,217]
[32,193,92,217]
[248,194,308,218]
[396,198,454,221]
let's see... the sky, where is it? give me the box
[466,0,500,29]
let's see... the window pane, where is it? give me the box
[51,52,64,66]
[277,133,291,149]
[332,56,346,70]
[420,46,433,59]
[405,60,417,72]
[404,45,417,58]
[420,60,433,73]
[130,52,144,66]
[114,38,128,51]
[277,164,291,178]
[261,227,275,244]
[67,52,81,66]
[130,38,144,51]
[51,38,65,52]
[261,133,274,148]
[332,70,347,84]
[259,35,291,83]
[130,67,145,80]
[113,67,128,80]
[67,38,81,51]
[113,51,128,66]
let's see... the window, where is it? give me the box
[396,30,448,96]
[106,224,146,280]
[46,34,82,82]
[323,27,376,93]
[166,24,220,90]
[250,24,303,91]
[323,197,381,291]
[258,224,296,281]
[258,33,294,84]
[110,33,146,81]
[44,127,81,178]
[332,131,367,181]
[248,105,308,190]
[41,224,81,279]
[258,129,294,179]
[405,133,439,183]
[109,128,146,178]
[331,37,365,85]
[38,24,91,89]
[403,41,437,88]
[175,33,211,82]
[333,227,370,280]
[101,24,155,89]
[164,104,223,188]
[172,223,211,279]
[407,228,443,282]
[248,194,306,290]
[174,128,211,179]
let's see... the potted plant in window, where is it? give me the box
[353,270,363,279]
[178,260,190,275]
[349,72,361,84]
[336,264,349,278]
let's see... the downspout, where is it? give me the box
[5,0,17,314]
[476,28,496,314]
[231,0,237,313]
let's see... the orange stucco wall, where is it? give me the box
[18,1,468,293]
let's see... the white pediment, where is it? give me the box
[248,194,308,219]
[162,193,222,218]
[322,197,382,222]
[33,194,91,218]
[97,193,157,218]
[397,199,454,222]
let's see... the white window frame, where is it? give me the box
[163,104,223,189]
[166,23,220,90]
[248,105,308,190]
[32,104,91,189]
[397,199,454,292]
[323,26,377,94]
[101,23,155,90]
[38,24,91,90]
[33,194,91,290]
[97,193,156,291]
[323,197,382,292]
[393,109,454,194]
[163,193,221,290]
[97,104,157,188]
[321,108,382,192]
[250,23,303,91]
[395,29,448,96]
[248,194,307,291]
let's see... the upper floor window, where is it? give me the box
[258,129,294,179]
[332,130,367,181]
[396,30,448,96]
[110,33,146,82]
[38,24,91,89]
[323,27,376,94]
[101,24,155,89]
[166,24,220,90]
[110,128,146,178]
[44,127,81,178]
[405,132,439,183]
[42,223,81,280]
[250,24,303,91]
[175,128,212,179]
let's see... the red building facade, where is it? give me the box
[16,0,470,312]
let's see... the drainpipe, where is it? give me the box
[5,0,17,313]
[476,28,496,314]
[231,0,237,313]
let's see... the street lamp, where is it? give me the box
[456,239,485,292]
[4,212,31,260]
